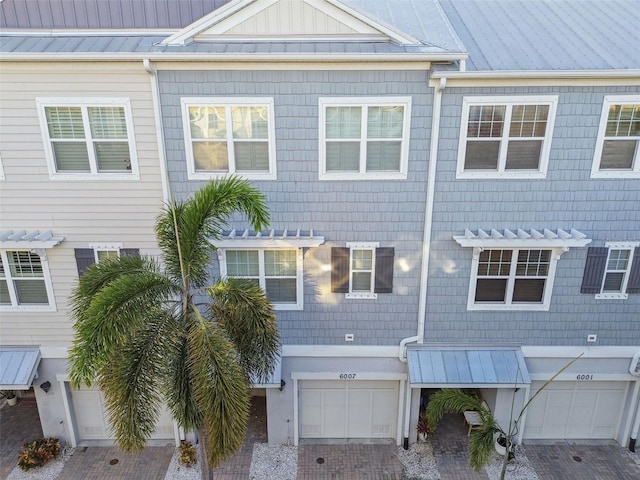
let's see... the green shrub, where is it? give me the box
[17,437,60,471]
[179,440,197,467]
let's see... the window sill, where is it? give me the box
[346,293,378,300]
[594,293,629,300]
[456,171,547,180]
[467,303,550,311]
[0,305,57,312]
[188,171,277,181]
[590,170,640,179]
[320,172,407,181]
[49,172,139,181]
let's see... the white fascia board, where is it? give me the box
[0,52,468,63]
[40,347,70,359]
[522,346,640,359]
[431,69,640,81]
[291,372,406,380]
[410,382,529,389]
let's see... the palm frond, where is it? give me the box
[425,389,488,433]
[156,177,270,289]
[208,278,280,383]
[98,309,178,452]
[68,255,179,388]
[468,417,500,471]
[188,321,250,468]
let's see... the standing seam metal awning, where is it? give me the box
[407,346,530,387]
[0,346,41,390]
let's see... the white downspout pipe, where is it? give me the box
[143,58,171,203]
[400,76,447,448]
[629,381,640,451]
[398,76,446,362]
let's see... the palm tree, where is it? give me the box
[68,176,280,468]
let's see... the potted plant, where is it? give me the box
[1,390,17,406]
[417,412,430,441]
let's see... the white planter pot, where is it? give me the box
[418,432,428,442]
[494,435,507,456]
[6,397,17,406]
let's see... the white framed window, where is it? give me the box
[319,97,411,180]
[181,97,276,180]
[592,96,640,178]
[457,96,557,179]
[0,250,55,311]
[330,242,395,299]
[467,248,561,311]
[594,242,639,299]
[36,98,138,180]
[89,243,123,262]
[219,248,302,310]
[347,243,377,299]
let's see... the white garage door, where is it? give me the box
[71,386,175,442]
[523,381,627,440]
[299,380,397,439]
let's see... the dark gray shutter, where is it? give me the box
[374,247,394,293]
[331,247,350,293]
[580,247,608,294]
[120,248,140,258]
[626,247,640,294]
[74,248,95,277]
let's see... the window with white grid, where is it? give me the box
[0,251,54,309]
[458,96,557,179]
[181,98,276,180]
[595,242,639,299]
[592,96,640,178]
[37,98,138,179]
[319,97,411,180]
[221,248,302,310]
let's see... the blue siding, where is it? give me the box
[427,85,640,346]
[158,69,432,345]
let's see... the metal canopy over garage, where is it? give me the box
[0,345,41,390]
[407,346,530,388]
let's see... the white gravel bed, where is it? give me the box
[627,449,640,468]
[248,443,297,480]
[485,446,538,480]
[397,442,440,480]
[6,447,73,480]
[164,445,202,480]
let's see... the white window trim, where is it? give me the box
[466,247,564,311]
[591,95,640,178]
[181,97,277,181]
[0,154,5,180]
[319,97,411,181]
[218,247,303,310]
[36,97,139,181]
[88,243,123,262]
[456,95,558,180]
[0,249,56,312]
[595,241,640,300]
[345,241,379,299]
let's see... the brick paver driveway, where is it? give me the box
[0,396,44,480]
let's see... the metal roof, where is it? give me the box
[438,0,640,71]
[0,0,230,29]
[407,346,531,387]
[0,346,41,390]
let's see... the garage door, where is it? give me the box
[523,381,627,440]
[71,386,175,442]
[299,380,397,439]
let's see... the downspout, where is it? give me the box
[400,76,447,449]
[143,58,171,203]
[629,381,640,451]
[398,76,446,363]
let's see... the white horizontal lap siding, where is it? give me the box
[0,61,163,347]
[523,381,628,440]
[299,380,398,439]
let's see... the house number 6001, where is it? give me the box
[339,374,357,379]
[576,374,593,380]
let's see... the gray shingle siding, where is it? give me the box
[426,85,640,346]
[159,69,431,345]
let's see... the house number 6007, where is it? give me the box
[339,374,357,379]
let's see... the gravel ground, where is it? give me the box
[164,445,202,480]
[248,443,297,480]
[627,449,640,468]
[6,447,73,480]
[397,442,440,480]
[485,446,538,480]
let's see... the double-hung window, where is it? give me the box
[181,98,276,180]
[592,96,640,177]
[319,97,411,180]
[0,250,54,310]
[331,243,395,299]
[457,96,557,179]
[37,98,138,179]
[581,242,640,299]
[455,228,592,311]
[220,248,302,310]
[74,245,139,277]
